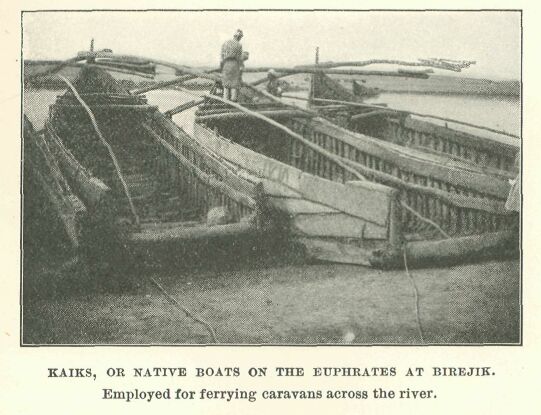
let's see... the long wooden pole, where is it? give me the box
[243,67,430,78]
[301,58,474,72]
[164,99,205,117]
[130,74,197,94]
[350,110,394,121]
[196,109,312,122]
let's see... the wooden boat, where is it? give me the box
[309,72,520,175]
[27,54,518,268]
[194,82,518,267]
[38,66,276,266]
[23,115,86,251]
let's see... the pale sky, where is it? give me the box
[23,11,521,80]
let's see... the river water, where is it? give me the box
[365,93,521,137]
[23,88,521,138]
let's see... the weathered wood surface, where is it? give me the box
[129,221,261,244]
[149,113,257,197]
[306,74,520,139]
[403,115,519,152]
[337,157,510,214]
[25,117,86,248]
[32,169,85,248]
[297,238,373,266]
[291,213,388,239]
[45,124,112,209]
[294,117,511,199]
[299,176,394,226]
[369,230,518,268]
[142,123,257,209]
[131,74,197,95]
[164,99,205,117]
[350,109,393,121]
[196,109,311,121]
[195,122,304,190]
[52,104,158,111]
[243,67,430,78]
[269,197,335,214]
[194,123,396,226]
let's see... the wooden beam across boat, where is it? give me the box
[242,67,430,78]
[130,74,197,95]
[164,99,205,117]
[350,109,394,121]
[196,109,312,121]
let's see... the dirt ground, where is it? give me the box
[22,249,520,345]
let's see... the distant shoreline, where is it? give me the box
[23,62,520,98]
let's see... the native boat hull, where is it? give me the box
[40,67,275,266]
[309,72,520,174]
[194,84,518,267]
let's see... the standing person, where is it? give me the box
[505,152,521,213]
[220,29,246,102]
[266,69,283,97]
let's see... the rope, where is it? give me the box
[399,200,451,239]
[58,75,140,227]
[148,276,218,343]
[403,248,425,343]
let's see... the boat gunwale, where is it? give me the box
[290,115,512,199]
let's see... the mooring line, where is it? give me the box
[403,248,425,343]
[148,276,219,343]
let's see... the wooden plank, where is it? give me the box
[234,169,301,198]
[164,99,205,117]
[304,117,512,198]
[292,213,387,239]
[196,109,311,121]
[297,237,373,266]
[144,125,257,210]
[194,120,397,225]
[339,157,511,214]
[351,109,393,121]
[45,126,112,209]
[195,122,304,190]
[404,116,519,154]
[129,221,261,244]
[299,175,395,226]
[269,197,337,214]
[388,196,402,247]
[148,116,257,197]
